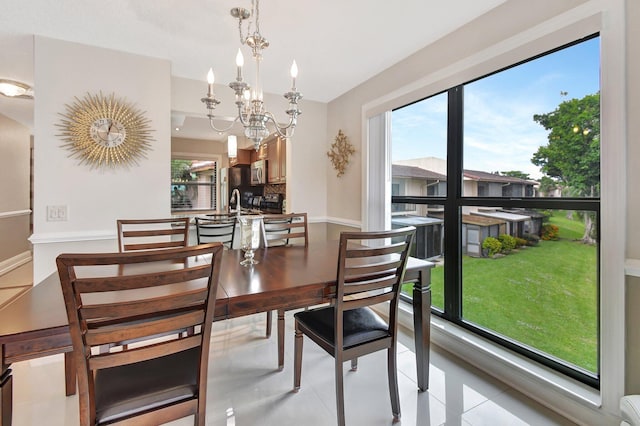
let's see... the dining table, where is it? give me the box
[0,240,433,426]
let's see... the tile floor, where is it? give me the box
[8,309,577,426]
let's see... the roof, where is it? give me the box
[461,214,506,226]
[463,169,537,185]
[392,164,536,185]
[471,211,531,222]
[392,164,447,180]
[391,215,444,227]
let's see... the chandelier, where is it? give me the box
[201,0,302,151]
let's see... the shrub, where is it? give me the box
[541,224,560,241]
[482,237,502,257]
[523,233,540,246]
[498,234,517,253]
[515,237,528,248]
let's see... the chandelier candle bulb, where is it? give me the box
[290,60,298,90]
[207,69,215,97]
[236,49,244,80]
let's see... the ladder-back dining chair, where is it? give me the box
[262,212,308,248]
[56,243,224,426]
[195,215,237,248]
[117,217,190,252]
[293,226,415,426]
[261,213,309,369]
[116,217,193,348]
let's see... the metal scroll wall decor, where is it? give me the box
[327,129,355,177]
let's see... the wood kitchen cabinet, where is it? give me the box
[250,143,267,163]
[229,148,251,166]
[266,136,286,183]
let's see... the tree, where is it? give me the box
[500,170,531,180]
[538,176,559,196]
[532,92,600,243]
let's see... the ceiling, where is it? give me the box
[0,0,506,142]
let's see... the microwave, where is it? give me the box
[251,160,267,185]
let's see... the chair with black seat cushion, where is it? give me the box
[261,213,308,362]
[195,215,237,248]
[56,243,223,426]
[117,217,190,252]
[293,226,415,426]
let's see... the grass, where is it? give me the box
[403,211,598,373]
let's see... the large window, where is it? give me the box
[391,35,600,386]
[171,159,218,212]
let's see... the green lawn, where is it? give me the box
[403,212,598,373]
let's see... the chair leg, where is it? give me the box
[265,310,272,338]
[350,358,358,371]
[387,347,401,422]
[293,322,303,392]
[335,356,346,426]
[277,309,285,370]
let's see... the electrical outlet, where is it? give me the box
[47,205,68,222]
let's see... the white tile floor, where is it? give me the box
[10,311,577,426]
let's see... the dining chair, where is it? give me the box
[293,226,416,426]
[195,215,237,248]
[261,213,309,358]
[115,217,193,349]
[117,217,190,252]
[262,212,308,247]
[56,243,224,426]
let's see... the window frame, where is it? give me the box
[391,34,602,388]
[170,154,223,213]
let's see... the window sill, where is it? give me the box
[397,301,610,425]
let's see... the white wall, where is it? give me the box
[31,37,171,282]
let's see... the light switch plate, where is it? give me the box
[47,205,68,221]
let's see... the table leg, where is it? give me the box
[266,311,272,338]
[64,351,76,396]
[277,309,285,371]
[412,267,431,392]
[1,346,13,426]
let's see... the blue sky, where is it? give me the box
[392,36,600,179]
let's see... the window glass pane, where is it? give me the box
[461,208,598,373]
[391,93,447,311]
[392,92,448,197]
[171,159,217,211]
[463,37,600,198]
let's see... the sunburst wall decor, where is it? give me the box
[57,92,154,169]
[327,129,355,177]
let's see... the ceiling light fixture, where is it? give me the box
[0,79,34,99]
[228,135,238,158]
[201,0,302,151]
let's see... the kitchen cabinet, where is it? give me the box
[251,143,267,163]
[229,149,251,166]
[267,136,286,183]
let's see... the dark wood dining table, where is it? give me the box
[0,240,432,426]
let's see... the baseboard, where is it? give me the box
[0,251,32,276]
